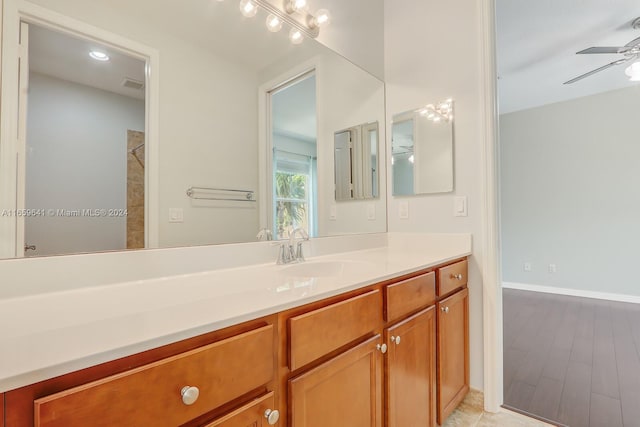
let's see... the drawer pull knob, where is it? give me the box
[451,273,463,280]
[376,343,388,354]
[264,409,280,425]
[391,335,401,345]
[180,386,200,405]
[441,306,450,314]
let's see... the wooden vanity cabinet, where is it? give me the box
[385,307,437,427]
[203,392,276,427]
[1,392,4,427]
[436,287,470,424]
[289,335,383,427]
[5,319,280,427]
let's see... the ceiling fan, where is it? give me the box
[564,17,640,84]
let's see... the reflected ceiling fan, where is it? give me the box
[564,17,640,84]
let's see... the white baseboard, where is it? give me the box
[502,282,640,304]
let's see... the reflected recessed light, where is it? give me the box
[89,51,110,61]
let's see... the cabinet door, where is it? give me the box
[204,392,278,427]
[386,307,436,427]
[289,335,382,427]
[437,288,469,424]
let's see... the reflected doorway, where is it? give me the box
[269,71,317,240]
[21,23,146,256]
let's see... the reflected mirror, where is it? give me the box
[391,100,454,196]
[0,0,387,259]
[334,122,379,201]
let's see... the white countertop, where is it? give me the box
[0,233,471,392]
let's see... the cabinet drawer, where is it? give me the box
[385,272,435,322]
[289,289,382,371]
[438,259,468,296]
[34,325,274,427]
[204,392,276,427]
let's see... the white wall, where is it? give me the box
[25,72,144,256]
[384,0,487,390]
[500,86,640,297]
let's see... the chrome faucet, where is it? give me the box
[277,228,309,264]
[256,228,273,241]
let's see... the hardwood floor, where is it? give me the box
[503,289,640,427]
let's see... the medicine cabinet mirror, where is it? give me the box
[391,100,454,196]
[334,122,379,201]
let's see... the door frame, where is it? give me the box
[257,58,319,239]
[0,0,160,257]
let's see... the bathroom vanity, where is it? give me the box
[0,234,470,426]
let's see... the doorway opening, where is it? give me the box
[268,71,317,241]
[18,22,147,257]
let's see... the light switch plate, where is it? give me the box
[454,196,468,217]
[398,201,409,219]
[366,203,376,221]
[169,208,184,223]
[329,205,337,221]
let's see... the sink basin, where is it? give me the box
[278,260,373,278]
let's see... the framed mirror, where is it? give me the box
[334,121,379,201]
[0,0,387,259]
[391,100,454,196]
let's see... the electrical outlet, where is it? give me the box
[523,262,532,272]
[549,264,557,273]
[169,208,183,223]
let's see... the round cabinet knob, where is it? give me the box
[441,306,450,314]
[264,409,280,425]
[376,343,388,354]
[180,386,200,405]
[391,335,401,345]
[451,273,463,280]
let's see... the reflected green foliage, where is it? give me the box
[275,172,308,239]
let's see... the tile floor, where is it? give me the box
[443,389,555,427]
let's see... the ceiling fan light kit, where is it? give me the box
[625,61,640,81]
[564,16,640,84]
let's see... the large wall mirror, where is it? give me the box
[391,100,454,196]
[0,0,387,259]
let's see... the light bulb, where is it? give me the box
[391,156,395,165]
[239,0,258,17]
[625,61,640,81]
[286,0,308,13]
[409,155,415,164]
[289,28,304,44]
[433,116,441,123]
[89,51,110,61]
[266,14,283,32]
[310,9,331,28]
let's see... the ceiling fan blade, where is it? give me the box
[625,35,640,47]
[563,58,631,84]
[576,47,623,54]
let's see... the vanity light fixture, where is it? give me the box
[239,0,258,17]
[625,61,640,81]
[236,0,328,42]
[266,14,283,32]
[89,50,110,62]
